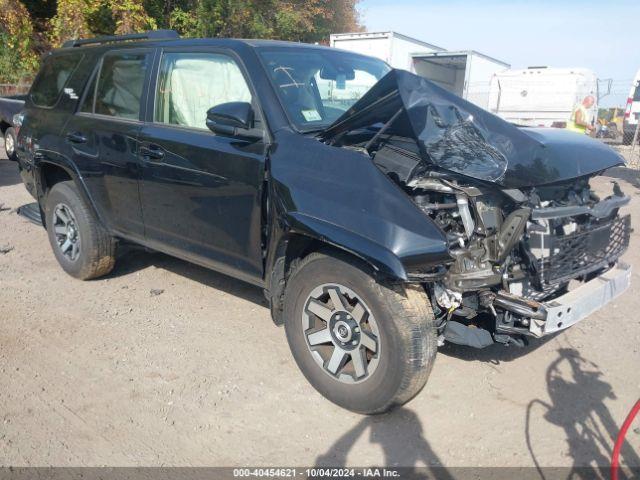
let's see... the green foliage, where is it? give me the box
[48,0,93,46]
[168,7,198,37]
[1,0,363,84]
[0,0,39,83]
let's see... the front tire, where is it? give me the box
[283,252,437,414]
[45,181,116,280]
[4,127,17,161]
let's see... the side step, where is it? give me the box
[17,202,43,226]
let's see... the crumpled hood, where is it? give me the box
[321,69,624,188]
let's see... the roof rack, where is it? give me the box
[62,29,180,48]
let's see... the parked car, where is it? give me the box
[16,31,631,414]
[0,94,26,160]
[623,69,640,145]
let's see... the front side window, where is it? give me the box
[154,52,252,130]
[94,52,150,119]
[258,48,390,131]
[30,54,83,107]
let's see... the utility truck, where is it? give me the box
[488,67,598,127]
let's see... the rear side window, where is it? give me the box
[154,52,252,129]
[30,54,83,107]
[633,81,640,102]
[94,52,150,119]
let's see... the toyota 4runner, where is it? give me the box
[15,30,631,414]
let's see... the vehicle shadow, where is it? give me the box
[604,166,640,190]
[439,334,557,364]
[0,157,21,188]
[315,408,454,477]
[109,245,268,308]
[525,347,640,479]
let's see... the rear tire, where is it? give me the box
[4,127,17,161]
[45,181,116,280]
[283,252,437,414]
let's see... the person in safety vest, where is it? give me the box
[567,95,595,134]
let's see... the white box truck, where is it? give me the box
[487,67,598,127]
[411,51,510,109]
[330,31,445,72]
[330,32,510,109]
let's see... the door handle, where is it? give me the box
[140,145,165,161]
[66,132,87,144]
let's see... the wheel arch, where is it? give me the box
[266,213,409,325]
[35,159,106,229]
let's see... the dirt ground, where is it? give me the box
[1,144,639,471]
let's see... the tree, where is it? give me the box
[0,0,39,82]
[48,0,93,46]
[2,0,363,83]
[111,0,156,34]
[144,0,362,41]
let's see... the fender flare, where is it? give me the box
[286,212,409,281]
[34,153,107,228]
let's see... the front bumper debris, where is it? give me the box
[492,261,630,338]
[529,261,631,336]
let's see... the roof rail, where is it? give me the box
[62,29,180,48]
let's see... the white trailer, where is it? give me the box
[411,51,510,109]
[487,67,598,127]
[330,32,510,109]
[330,31,445,72]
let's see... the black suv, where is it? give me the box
[16,30,631,414]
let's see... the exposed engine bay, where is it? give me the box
[370,138,631,348]
[320,69,631,349]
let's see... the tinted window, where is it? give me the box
[95,52,150,119]
[154,52,252,129]
[79,70,97,113]
[633,81,640,102]
[30,54,83,107]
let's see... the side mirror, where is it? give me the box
[206,102,262,139]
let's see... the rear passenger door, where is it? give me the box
[63,49,154,239]
[138,48,268,284]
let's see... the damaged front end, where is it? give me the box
[321,69,632,348]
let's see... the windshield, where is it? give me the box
[258,47,391,131]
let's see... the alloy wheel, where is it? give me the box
[52,203,81,262]
[4,132,14,156]
[302,283,380,384]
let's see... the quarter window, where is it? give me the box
[30,54,83,108]
[154,52,252,130]
[94,52,150,119]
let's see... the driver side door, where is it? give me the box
[138,48,268,285]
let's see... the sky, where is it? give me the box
[359,0,639,107]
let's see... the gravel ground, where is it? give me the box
[1,144,639,471]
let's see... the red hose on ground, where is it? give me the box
[611,398,640,480]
